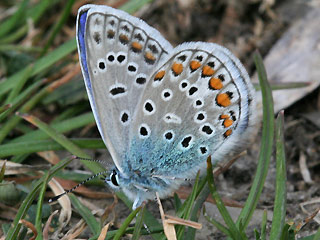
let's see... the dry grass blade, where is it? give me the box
[48,178,72,225]
[0,160,49,175]
[43,209,59,240]
[60,219,87,240]
[101,194,118,223]
[295,207,320,232]
[98,222,113,240]
[300,198,320,224]
[156,192,177,240]
[19,219,37,240]
[156,192,202,240]
[37,151,61,165]
[164,215,202,229]
[299,151,313,184]
[0,160,6,182]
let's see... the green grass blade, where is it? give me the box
[288,228,296,240]
[176,172,200,239]
[0,104,11,115]
[6,64,34,103]
[0,38,76,97]
[11,112,94,143]
[41,0,76,56]
[207,156,243,240]
[120,0,153,13]
[69,193,101,235]
[0,80,44,122]
[29,0,52,23]
[0,85,51,144]
[113,207,141,240]
[176,175,208,217]
[132,204,146,240]
[104,225,163,239]
[10,154,28,164]
[183,172,200,220]
[0,44,42,53]
[0,25,27,44]
[50,104,88,124]
[203,205,231,236]
[313,227,320,240]
[0,0,53,44]
[116,191,163,239]
[35,171,50,240]
[254,229,261,240]
[174,193,182,212]
[185,182,210,240]
[0,0,29,38]
[254,81,310,91]
[297,235,317,240]
[236,51,274,230]
[16,114,84,157]
[17,113,104,173]
[5,157,73,240]
[260,210,267,240]
[0,138,104,158]
[270,111,287,239]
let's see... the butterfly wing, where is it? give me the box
[76,5,173,172]
[126,42,256,178]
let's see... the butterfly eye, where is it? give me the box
[110,170,119,187]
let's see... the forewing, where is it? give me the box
[76,5,173,171]
[126,42,256,177]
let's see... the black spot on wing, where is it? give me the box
[110,87,125,96]
[181,136,192,148]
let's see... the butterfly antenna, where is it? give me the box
[72,155,112,168]
[48,170,108,203]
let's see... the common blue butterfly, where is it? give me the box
[76,5,256,209]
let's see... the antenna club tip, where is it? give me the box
[48,193,66,203]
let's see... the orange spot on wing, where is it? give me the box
[171,62,183,76]
[107,30,115,38]
[190,60,201,71]
[202,65,215,77]
[224,129,232,137]
[216,93,231,107]
[220,114,229,119]
[119,34,129,43]
[223,119,233,128]
[145,51,156,64]
[131,41,143,52]
[209,77,223,90]
[154,70,166,81]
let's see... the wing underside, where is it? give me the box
[76,5,173,172]
[126,42,256,177]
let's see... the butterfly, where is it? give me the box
[76,4,256,209]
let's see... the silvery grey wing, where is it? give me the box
[126,42,256,178]
[76,4,173,172]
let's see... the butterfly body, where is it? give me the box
[76,5,257,209]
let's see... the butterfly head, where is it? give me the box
[105,168,120,189]
[104,165,181,209]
